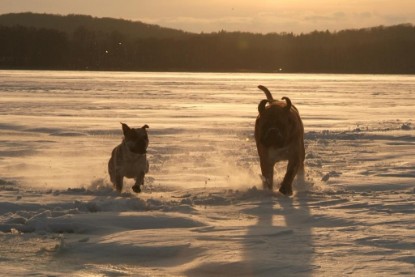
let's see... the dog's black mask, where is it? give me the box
[260,112,287,148]
[262,126,285,148]
[121,123,149,154]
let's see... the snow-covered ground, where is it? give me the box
[0,71,414,276]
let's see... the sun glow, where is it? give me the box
[0,0,414,33]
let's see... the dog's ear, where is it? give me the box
[120,122,131,136]
[142,124,149,129]
[281,97,292,112]
[258,99,268,114]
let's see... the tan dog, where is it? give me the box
[108,123,149,193]
[255,85,305,196]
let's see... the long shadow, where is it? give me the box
[242,192,314,276]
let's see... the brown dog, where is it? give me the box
[108,123,149,193]
[255,85,305,196]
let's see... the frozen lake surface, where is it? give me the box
[0,70,414,276]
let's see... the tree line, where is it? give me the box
[0,13,189,39]
[1,19,414,73]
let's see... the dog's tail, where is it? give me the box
[258,85,274,101]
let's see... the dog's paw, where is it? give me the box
[132,185,142,193]
[279,186,293,196]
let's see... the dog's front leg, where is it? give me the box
[262,164,274,190]
[132,171,145,193]
[260,155,274,190]
[279,160,300,196]
[114,174,124,193]
[256,144,274,190]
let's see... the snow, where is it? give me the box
[0,70,414,276]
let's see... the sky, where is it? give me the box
[1,0,414,34]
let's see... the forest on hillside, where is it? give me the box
[0,13,414,73]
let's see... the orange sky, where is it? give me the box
[1,0,414,33]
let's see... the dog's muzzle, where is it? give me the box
[262,127,284,148]
[127,140,148,154]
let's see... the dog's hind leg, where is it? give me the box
[296,162,305,184]
[297,141,306,183]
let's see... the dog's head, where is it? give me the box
[257,97,293,148]
[121,123,149,154]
